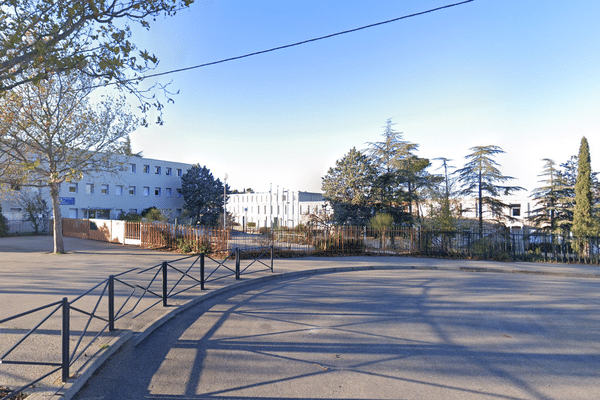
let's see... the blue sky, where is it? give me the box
[124,0,600,194]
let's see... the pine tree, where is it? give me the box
[530,159,561,232]
[456,145,524,235]
[181,165,225,226]
[572,137,598,240]
[368,118,431,224]
[322,147,377,225]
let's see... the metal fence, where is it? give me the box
[4,219,48,235]
[234,226,600,264]
[0,246,273,400]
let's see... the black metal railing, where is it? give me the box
[0,246,274,400]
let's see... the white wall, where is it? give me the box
[226,190,327,228]
[1,155,193,223]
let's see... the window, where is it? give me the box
[100,184,109,195]
[176,188,182,197]
[129,163,136,173]
[143,164,150,174]
[511,205,521,217]
[128,186,136,195]
[68,183,78,193]
[143,186,150,197]
[115,185,123,196]
[176,169,182,177]
[86,183,94,194]
[176,208,182,215]
[155,166,161,174]
[166,167,172,176]
[154,187,161,196]
[166,188,172,197]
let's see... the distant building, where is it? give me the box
[1,156,192,225]
[438,196,535,231]
[227,188,327,229]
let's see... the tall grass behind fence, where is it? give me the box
[258,226,600,263]
[140,223,230,254]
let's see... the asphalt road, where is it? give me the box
[73,269,600,400]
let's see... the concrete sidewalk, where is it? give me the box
[1,236,599,399]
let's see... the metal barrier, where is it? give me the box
[0,246,274,400]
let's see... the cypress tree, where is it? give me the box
[572,137,598,238]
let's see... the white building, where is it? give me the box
[453,196,535,231]
[1,156,192,223]
[227,188,327,229]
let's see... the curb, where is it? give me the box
[40,263,600,400]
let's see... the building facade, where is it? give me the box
[226,188,326,229]
[450,197,535,231]
[1,156,192,223]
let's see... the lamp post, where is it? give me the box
[223,173,228,229]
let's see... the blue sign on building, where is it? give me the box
[59,197,75,205]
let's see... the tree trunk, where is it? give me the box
[50,182,65,253]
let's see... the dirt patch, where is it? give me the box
[0,386,28,399]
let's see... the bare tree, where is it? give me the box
[0,72,138,253]
[0,0,193,123]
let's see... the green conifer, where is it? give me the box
[572,137,598,239]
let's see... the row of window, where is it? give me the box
[231,194,288,203]
[232,204,319,215]
[80,208,183,219]
[68,183,182,197]
[128,164,183,176]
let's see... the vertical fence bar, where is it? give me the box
[270,245,274,272]
[200,253,205,290]
[162,261,168,307]
[108,275,115,331]
[235,248,240,279]
[61,297,70,383]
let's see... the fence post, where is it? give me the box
[270,245,274,272]
[61,297,70,383]
[162,261,168,307]
[235,247,240,279]
[200,253,205,290]
[108,275,115,331]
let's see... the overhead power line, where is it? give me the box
[118,0,475,85]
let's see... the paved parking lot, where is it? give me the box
[1,236,600,400]
[74,269,600,400]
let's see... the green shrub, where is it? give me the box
[368,213,393,230]
[176,237,211,254]
[119,211,142,222]
[141,207,166,222]
[247,222,256,228]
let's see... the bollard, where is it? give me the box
[61,297,70,383]
[162,261,168,307]
[235,248,240,279]
[200,253,205,290]
[108,275,115,331]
